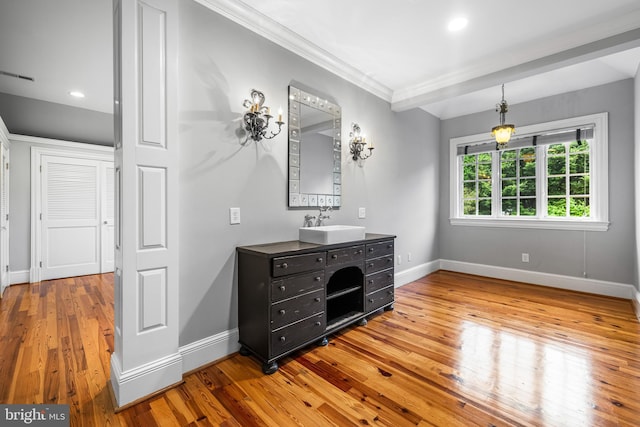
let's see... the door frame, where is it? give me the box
[0,117,10,297]
[30,143,113,283]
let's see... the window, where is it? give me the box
[449,113,608,231]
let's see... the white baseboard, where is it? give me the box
[633,292,640,322]
[110,351,183,407]
[10,270,30,285]
[440,259,635,299]
[395,260,440,288]
[179,328,240,373]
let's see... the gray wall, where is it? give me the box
[439,79,636,286]
[635,65,640,292]
[177,1,440,346]
[0,93,113,146]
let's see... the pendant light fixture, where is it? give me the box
[491,84,515,147]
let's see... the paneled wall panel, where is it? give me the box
[138,268,167,331]
[138,166,166,249]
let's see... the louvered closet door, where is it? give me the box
[42,155,101,280]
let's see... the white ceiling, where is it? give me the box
[2,0,640,120]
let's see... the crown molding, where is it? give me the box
[193,0,393,102]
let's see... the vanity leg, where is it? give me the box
[262,360,278,375]
[384,304,394,311]
[318,336,328,346]
[239,346,251,356]
[358,318,368,326]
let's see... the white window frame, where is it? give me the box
[449,112,609,231]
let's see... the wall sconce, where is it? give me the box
[349,123,373,161]
[491,84,515,148]
[242,89,284,144]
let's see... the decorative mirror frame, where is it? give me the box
[288,85,342,208]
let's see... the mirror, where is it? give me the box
[288,86,341,208]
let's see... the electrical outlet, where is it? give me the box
[229,207,241,225]
[522,253,529,263]
[407,252,412,262]
[358,207,366,219]
[397,255,402,265]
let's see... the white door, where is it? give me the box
[101,163,115,273]
[0,145,9,296]
[41,155,102,280]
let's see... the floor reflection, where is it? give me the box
[458,321,592,425]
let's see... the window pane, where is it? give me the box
[547,156,566,175]
[464,164,476,180]
[478,163,492,179]
[570,197,590,217]
[570,153,589,174]
[502,179,516,197]
[548,198,566,216]
[501,150,516,161]
[520,199,536,216]
[548,144,565,155]
[502,160,516,178]
[520,158,536,177]
[520,178,536,197]
[569,175,589,195]
[570,140,589,153]
[547,177,566,196]
[502,199,516,216]
[464,181,476,198]
[478,180,492,198]
[463,154,476,164]
[478,199,492,215]
[464,200,476,215]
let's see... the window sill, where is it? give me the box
[450,217,609,231]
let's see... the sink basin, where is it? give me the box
[299,225,366,244]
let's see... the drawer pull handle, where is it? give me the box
[368,280,374,285]
[317,257,323,262]
[357,250,363,254]
[314,297,321,302]
[387,244,393,249]
[279,309,286,315]
[387,273,393,278]
[314,276,322,282]
[387,258,393,263]
[315,321,321,326]
[368,263,374,268]
[332,254,338,259]
[279,336,286,342]
[368,298,374,303]
[388,290,393,295]
[281,263,288,269]
[279,285,286,291]
[368,248,374,252]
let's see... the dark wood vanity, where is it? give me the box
[237,234,395,374]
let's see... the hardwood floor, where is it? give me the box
[1,270,639,426]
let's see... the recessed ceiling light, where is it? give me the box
[448,17,468,32]
[69,91,85,98]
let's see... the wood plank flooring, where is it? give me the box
[1,270,639,426]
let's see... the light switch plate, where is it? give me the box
[358,207,366,219]
[229,207,241,225]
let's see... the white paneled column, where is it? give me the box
[111,0,181,407]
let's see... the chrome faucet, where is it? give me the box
[314,206,332,227]
[303,214,316,228]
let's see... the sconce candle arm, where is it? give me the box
[242,89,284,144]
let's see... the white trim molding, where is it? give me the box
[10,270,29,285]
[192,0,392,102]
[395,261,440,288]
[440,259,634,300]
[110,351,183,408]
[179,329,240,373]
[633,292,640,322]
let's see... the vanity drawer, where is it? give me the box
[365,240,394,260]
[365,255,394,275]
[271,313,325,356]
[270,290,324,330]
[272,252,325,277]
[366,269,394,294]
[365,286,394,312]
[327,245,365,266]
[271,271,324,302]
